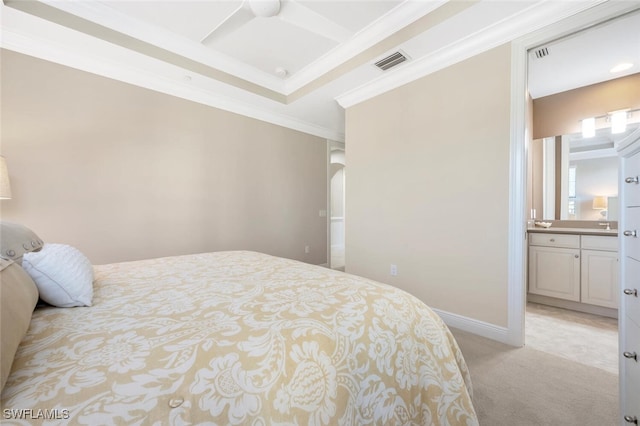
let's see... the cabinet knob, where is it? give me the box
[574,254,579,258]
[549,238,555,242]
[626,176,639,184]
[623,351,638,361]
[624,288,639,297]
[623,230,637,237]
[624,415,638,425]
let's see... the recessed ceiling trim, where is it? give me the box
[35,0,450,99]
[282,0,447,93]
[36,0,287,92]
[287,0,476,104]
[4,0,288,102]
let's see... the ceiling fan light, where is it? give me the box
[249,0,281,17]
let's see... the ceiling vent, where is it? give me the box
[374,51,408,71]
[533,47,549,59]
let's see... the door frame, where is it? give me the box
[507,1,640,347]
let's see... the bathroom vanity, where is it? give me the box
[527,227,618,318]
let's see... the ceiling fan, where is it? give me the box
[200,0,352,44]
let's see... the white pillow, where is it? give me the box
[22,243,94,307]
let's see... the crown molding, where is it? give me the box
[1,19,345,142]
[27,0,451,98]
[34,0,287,93]
[335,0,607,109]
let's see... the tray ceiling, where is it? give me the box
[1,0,639,141]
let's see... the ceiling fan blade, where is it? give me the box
[277,0,351,43]
[200,2,254,45]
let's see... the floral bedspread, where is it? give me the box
[1,251,478,425]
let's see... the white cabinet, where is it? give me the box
[619,129,640,426]
[528,232,617,309]
[529,245,580,301]
[581,235,619,309]
[581,249,618,308]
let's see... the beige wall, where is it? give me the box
[345,44,511,327]
[0,50,328,265]
[532,73,640,139]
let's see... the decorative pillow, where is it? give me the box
[0,258,39,391]
[0,222,44,265]
[22,244,94,308]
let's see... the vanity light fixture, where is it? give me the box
[581,117,596,138]
[579,108,639,137]
[611,110,628,134]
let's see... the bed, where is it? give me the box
[0,225,477,425]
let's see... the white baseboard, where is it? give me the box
[431,307,510,344]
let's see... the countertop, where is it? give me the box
[527,227,618,236]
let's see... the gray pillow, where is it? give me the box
[0,222,44,265]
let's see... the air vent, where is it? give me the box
[374,51,408,71]
[533,47,549,59]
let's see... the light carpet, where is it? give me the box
[525,302,618,374]
[451,328,618,426]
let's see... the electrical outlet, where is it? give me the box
[390,264,398,276]
[305,245,310,254]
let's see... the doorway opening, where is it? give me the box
[330,143,345,270]
[521,8,640,373]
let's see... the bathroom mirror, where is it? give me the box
[532,122,639,221]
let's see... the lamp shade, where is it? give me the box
[0,156,11,199]
[592,195,608,210]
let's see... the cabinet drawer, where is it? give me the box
[624,257,640,328]
[581,235,618,251]
[622,207,640,262]
[624,150,640,207]
[623,320,640,422]
[529,233,580,248]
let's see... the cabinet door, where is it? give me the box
[581,249,618,309]
[528,246,580,301]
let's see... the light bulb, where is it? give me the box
[582,117,595,138]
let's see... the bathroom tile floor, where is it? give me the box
[525,302,618,374]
